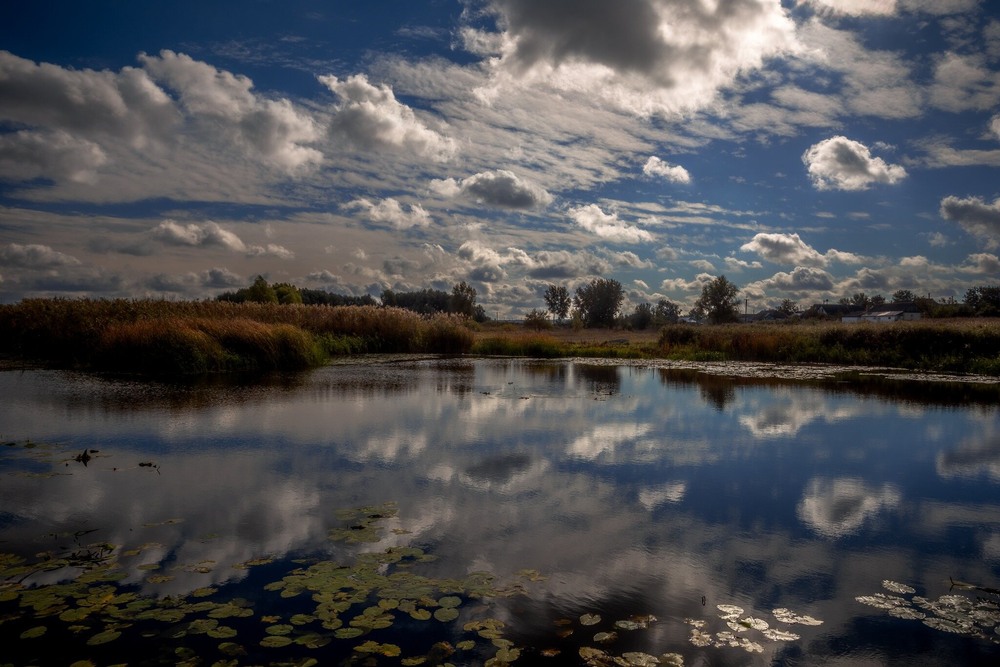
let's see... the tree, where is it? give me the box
[777,299,798,317]
[628,302,655,330]
[543,284,571,323]
[523,309,551,330]
[693,275,740,324]
[450,281,477,317]
[870,294,885,307]
[845,292,871,310]
[892,289,916,303]
[573,278,624,328]
[654,298,681,325]
[273,282,302,305]
[245,276,278,304]
[965,285,1000,316]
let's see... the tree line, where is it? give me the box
[218,276,487,321]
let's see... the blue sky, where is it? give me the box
[2,0,1000,316]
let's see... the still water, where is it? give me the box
[2,357,1000,666]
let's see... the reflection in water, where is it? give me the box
[2,359,1000,664]
[796,478,902,538]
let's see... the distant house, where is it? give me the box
[807,301,922,323]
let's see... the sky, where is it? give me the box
[2,0,1000,316]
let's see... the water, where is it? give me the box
[1,358,999,665]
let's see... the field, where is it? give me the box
[1,298,999,377]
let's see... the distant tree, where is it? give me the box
[965,285,1000,316]
[870,294,886,307]
[523,309,552,330]
[574,278,625,328]
[892,289,917,303]
[693,275,740,324]
[450,281,477,317]
[381,288,451,314]
[654,298,681,325]
[245,276,278,304]
[273,282,302,305]
[777,299,798,317]
[300,289,376,306]
[543,284,571,323]
[845,292,871,310]
[628,302,655,330]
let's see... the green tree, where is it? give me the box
[523,309,552,330]
[693,275,740,324]
[892,289,916,303]
[245,276,278,304]
[450,281,477,317]
[543,284,571,323]
[574,278,624,328]
[654,298,681,325]
[870,294,885,307]
[273,282,302,305]
[777,299,798,317]
[628,302,655,330]
[965,285,1000,316]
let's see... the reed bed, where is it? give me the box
[0,298,474,375]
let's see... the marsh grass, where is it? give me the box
[0,299,474,375]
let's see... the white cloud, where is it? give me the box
[800,0,897,16]
[802,136,907,191]
[929,52,1000,113]
[991,115,1000,140]
[0,243,81,268]
[320,73,456,161]
[152,220,246,251]
[0,129,107,184]
[142,50,322,173]
[345,197,432,229]
[940,195,1000,243]
[246,244,295,260]
[642,156,690,184]
[477,0,800,116]
[568,204,653,244]
[431,170,552,209]
[741,232,862,266]
[963,253,1000,275]
[757,266,835,293]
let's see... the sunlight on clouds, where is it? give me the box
[0,243,81,268]
[940,195,1000,246]
[344,197,432,230]
[431,169,552,209]
[642,156,691,183]
[320,73,456,161]
[802,136,907,191]
[476,0,800,116]
[568,204,653,243]
[799,0,897,16]
[0,129,106,184]
[797,477,901,538]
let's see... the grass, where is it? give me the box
[472,320,1000,376]
[2,298,999,377]
[0,298,475,376]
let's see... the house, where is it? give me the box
[808,301,923,323]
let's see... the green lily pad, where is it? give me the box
[260,635,293,648]
[87,629,121,645]
[207,625,238,639]
[265,624,293,635]
[20,625,47,639]
[434,607,459,622]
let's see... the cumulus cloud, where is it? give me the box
[940,195,1000,243]
[929,52,1000,113]
[741,232,861,266]
[801,0,897,16]
[963,253,1000,274]
[0,129,107,184]
[802,136,906,191]
[480,0,800,115]
[142,50,322,173]
[0,243,81,268]
[150,220,292,258]
[759,266,835,292]
[568,204,653,244]
[0,50,178,148]
[431,170,552,209]
[642,156,690,183]
[320,73,455,160]
[344,197,432,229]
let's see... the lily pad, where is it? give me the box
[20,625,47,639]
[260,635,293,648]
[580,613,602,626]
[87,629,121,645]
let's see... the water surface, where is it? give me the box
[2,358,999,665]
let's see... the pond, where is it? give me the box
[2,357,1000,666]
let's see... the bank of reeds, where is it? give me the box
[0,298,475,375]
[656,320,1000,375]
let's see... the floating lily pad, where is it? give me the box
[20,625,47,639]
[207,625,238,639]
[260,635,293,648]
[87,629,121,645]
[883,580,916,595]
[434,607,459,622]
[580,613,601,626]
